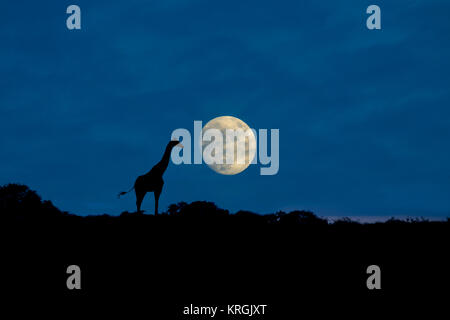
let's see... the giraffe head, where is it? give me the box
[167,139,183,149]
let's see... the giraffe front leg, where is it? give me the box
[154,189,161,215]
[154,182,163,215]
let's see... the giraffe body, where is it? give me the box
[134,171,164,214]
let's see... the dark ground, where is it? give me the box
[2,184,449,317]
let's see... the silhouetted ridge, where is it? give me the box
[1,184,449,227]
[4,185,449,308]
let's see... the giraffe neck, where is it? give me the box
[155,145,173,174]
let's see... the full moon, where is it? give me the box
[202,116,256,175]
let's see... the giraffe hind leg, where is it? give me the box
[135,189,146,213]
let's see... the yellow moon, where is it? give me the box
[202,116,256,175]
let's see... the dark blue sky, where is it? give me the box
[1,1,450,218]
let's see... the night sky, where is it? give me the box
[1,1,449,219]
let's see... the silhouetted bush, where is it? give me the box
[234,210,260,218]
[332,217,361,225]
[277,210,328,226]
[385,217,407,225]
[166,201,188,215]
[405,217,429,223]
[234,210,266,225]
[168,201,229,219]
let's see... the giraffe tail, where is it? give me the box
[117,186,134,198]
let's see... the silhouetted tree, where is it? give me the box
[0,183,63,220]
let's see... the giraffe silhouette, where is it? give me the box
[118,140,183,214]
